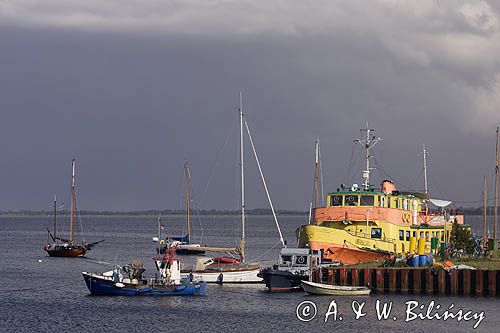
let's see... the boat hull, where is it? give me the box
[82,273,206,296]
[182,267,262,283]
[44,244,86,257]
[301,280,371,296]
[258,268,305,292]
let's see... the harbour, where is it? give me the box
[1,214,499,332]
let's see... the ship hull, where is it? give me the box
[258,268,305,292]
[181,267,262,283]
[82,272,206,296]
[44,244,86,257]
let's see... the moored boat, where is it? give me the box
[82,246,206,296]
[44,159,103,257]
[297,124,468,265]
[301,280,371,296]
[258,247,335,292]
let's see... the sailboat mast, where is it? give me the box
[70,158,76,243]
[239,92,246,251]
[494,126,499,239]
[53,195,57,240]
[484,175,488,245]
[185,162,191,243]
[314,139,320,208]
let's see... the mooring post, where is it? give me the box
[413,269,421,295]
[463,269,471,296]
[401,269,409,294]
[450,269,458,295]
[438,269,446,295]
[376,268,384,293]
[426,269,434,295]
[339,268,347,286]
[488,270,497,296]
[389,269,397,294]
[327,268,334,284]
[364,268,372,289]
[352,268,359,286]
[475,270,483,296]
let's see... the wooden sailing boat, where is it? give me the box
[44,159,103,257]
[169,162,205,255]
[180,93,285,283]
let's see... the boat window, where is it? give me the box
[379,196,386,207]
[425,232,429,241]
[387,197,392,208]
[399,230,404,241]
[412,231,416,237]
[281,255,292,263]
[345,195,359,206]
[295,255,308,265]
[371,228,382,239]
[405,231,410,241]
[330,195,343,206]
[420,232,424,238]
[403,199,408,210]
[360,195,374,206]
[395,199,399,209]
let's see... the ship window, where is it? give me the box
[330,195,343,206]
[412,231,416,237]
[403,199,408,210]
[345,195,359,206]
[387,198,391,208]
[420,232,424,238]
[425,232,429,241]
[371,228,382,239]
[395,199,399,209]
[281,255,292,263]
[360,195,374,206]
[295,255,308,265]
[399,230,404,241]
[405,231,410,241]
[379,196,386,207]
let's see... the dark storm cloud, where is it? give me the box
[0,1,499,210]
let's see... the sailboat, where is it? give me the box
[157,162,206,255]
[180,93,285,283]
[44,159,103,257]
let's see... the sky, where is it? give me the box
[0,0,499,211]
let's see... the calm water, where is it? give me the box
[0,214,498,332]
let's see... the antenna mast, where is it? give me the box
[354,122,382,190]
[53,195,57,241]
[423,144,429,195]
[484,175,488,246]
[314,139,320,208]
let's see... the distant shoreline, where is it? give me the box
[0,209,309,217]
[0,207,496,217]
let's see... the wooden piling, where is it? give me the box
[364,268,372,289]
[475,270,483,296]
[389,269,397,293]
[450,269,458,295]
[488,270,497,296]
[413,269,422,295]
[375,269,384,293]
[327,269,334,284]
[401,269,409,294]
[426,269,434,295]
[352,269,360,286]
[463,269,471,296]
[438,269,446,295]
[339,268,347,286]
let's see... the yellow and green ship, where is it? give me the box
[297,125,465,265]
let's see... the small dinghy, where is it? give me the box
[301,280,371,296]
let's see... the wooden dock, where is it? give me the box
[312,267,499,296]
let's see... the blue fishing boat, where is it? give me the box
[82,246,206,296]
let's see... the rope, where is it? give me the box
[247,240,283,262]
